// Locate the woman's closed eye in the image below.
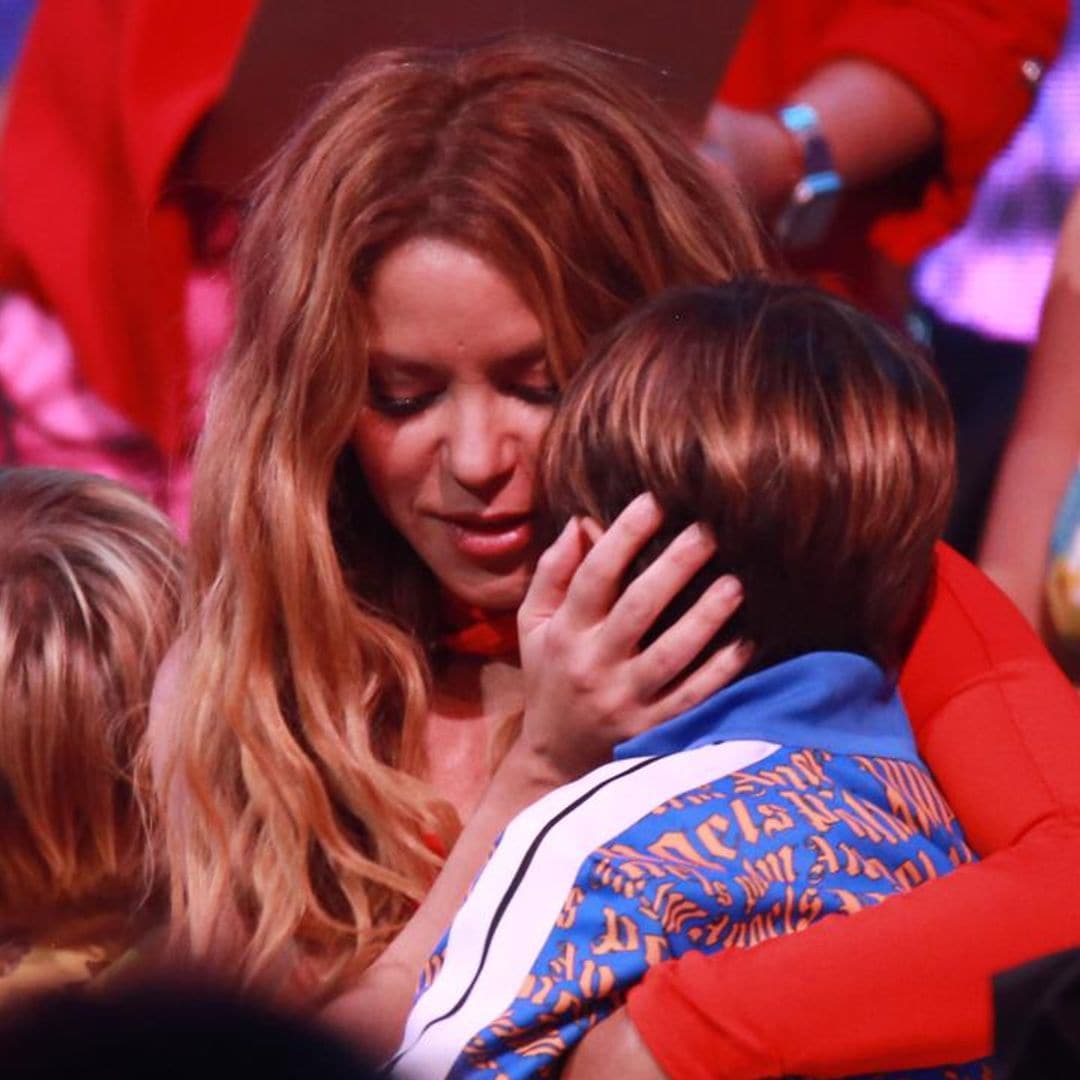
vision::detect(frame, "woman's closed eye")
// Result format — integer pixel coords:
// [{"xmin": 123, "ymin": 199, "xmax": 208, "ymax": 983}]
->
[
  {"xmin": 364, "ymin": 346, "xmax": 558, "ymax": 417},
  {"xmin": 367, "ymin": 385, "xmax": 442, "ymax": 417},
  {"xmin": 369, "ymin": 382, "xmax": 557, "ymax": 416},
  {"xmin": 507, "ymin": 381, "xmax": 560, "ymax": 406},
  {"xmin": 366, "ymin": 362, "xmax": 445, "ymax": 416},
  {"xmin": 500, "ymin": 352, "xmax": 560, "ymax": 406}
]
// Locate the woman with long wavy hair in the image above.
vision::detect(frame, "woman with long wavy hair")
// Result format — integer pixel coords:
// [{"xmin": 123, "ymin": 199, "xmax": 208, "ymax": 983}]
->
[
  {"xmin": 155, "ymin": 35, "xmax": 763, "ymax": 998},
  {"xmin": 153, "ymin": 34, "xmax": 1080, "ymax": 1076}
]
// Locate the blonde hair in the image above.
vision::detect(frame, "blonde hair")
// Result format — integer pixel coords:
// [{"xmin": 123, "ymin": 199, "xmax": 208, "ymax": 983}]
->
[
  {"xmin": 0, "ymin": 468, "xmax": 181, "ymax": 928},
  {"xmin": 166, "ymin": 34, "xmax": 767, "ymax": 995},
  {"xmin": 543, "ymin": 281, "xmax": 956, "ymax": 672}
]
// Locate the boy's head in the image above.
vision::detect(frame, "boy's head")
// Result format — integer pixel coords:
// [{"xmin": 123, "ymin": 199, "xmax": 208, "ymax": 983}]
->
[
  {"xmin": 0, "ymin": 469, "xmax": 182, "ymax": 922},
  {"xmin": 542, "ymin": 280, "xmax": 955, "ymax": 673}
]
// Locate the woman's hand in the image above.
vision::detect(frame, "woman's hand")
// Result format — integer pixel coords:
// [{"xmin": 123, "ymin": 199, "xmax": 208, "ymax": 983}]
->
[
  {"xmin": 325, "ymin": 497, "xmax": 747, "ymax": 1056},
  {"xmin": 517, "ymin": 493, "xmax": 750, "ymax": 783}
]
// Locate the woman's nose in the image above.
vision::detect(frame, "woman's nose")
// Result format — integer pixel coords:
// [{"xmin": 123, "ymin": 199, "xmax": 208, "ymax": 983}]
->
[{"xmin": 443, "ymin": 399, "xmax": 517, "ymax": 493}]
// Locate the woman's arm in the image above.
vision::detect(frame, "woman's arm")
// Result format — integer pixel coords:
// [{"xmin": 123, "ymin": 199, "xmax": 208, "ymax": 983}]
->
[
  {"xmin": 321, "ymin": 737, "xmax": 570, "ymax": 1059},
  {"xmin": 572, "ymin": 545, "xmax": 1080, "ymax": 1077}
]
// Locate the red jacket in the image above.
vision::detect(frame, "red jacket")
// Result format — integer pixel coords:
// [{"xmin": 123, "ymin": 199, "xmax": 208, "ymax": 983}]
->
[{"xmin": 629, "ymin": 544, "xmax": 1080, "ymax": 1076}]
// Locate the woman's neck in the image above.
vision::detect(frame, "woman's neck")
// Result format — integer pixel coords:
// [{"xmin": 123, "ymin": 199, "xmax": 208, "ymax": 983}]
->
[{"xmin": 425, "ymin": 655, "xmax": 524, "ymax": 821}]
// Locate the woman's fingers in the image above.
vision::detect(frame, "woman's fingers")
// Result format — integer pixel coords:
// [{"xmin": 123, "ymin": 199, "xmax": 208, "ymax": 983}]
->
[
  {"xmin": 578, "ymin": 517, "xmax": 604, "ymax": 545},
  {"xmin": 601, "ymin": 523, "xmax": 719, "ymax": 656},
  {"xmin": 562, "ymin": 494, "xmax": 664, "ymax": 624},
  {"xmin": 631, "ymin": 573, "xmax": 745, "ymax": 699},
  {"xmin": 648, "ymin": 636, "xmax": 754, "ymax": 727},
  {"xmin": 517, "ymin": 518, "xmax": 589, "ymax": 638}
]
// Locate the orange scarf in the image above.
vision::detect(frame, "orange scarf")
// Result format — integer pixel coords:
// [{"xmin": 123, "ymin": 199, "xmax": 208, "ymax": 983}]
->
[{"xmin": 437, "ymin": 593, "xmax": 520, "ymax": 659}]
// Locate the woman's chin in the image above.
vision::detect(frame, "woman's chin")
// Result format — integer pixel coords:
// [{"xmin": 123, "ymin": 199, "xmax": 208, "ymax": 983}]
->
[{"xmin": 442, "ymin": 569, "xmax": 531, "ymax": 613}]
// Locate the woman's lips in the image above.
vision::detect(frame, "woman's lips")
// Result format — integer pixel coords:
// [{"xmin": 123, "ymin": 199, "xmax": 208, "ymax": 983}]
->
[{"xmin": 438, "ymin": 514, "xmax": 535, "ymax": 560}]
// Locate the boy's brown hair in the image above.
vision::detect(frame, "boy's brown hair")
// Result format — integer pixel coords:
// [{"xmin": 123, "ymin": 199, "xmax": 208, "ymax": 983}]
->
[{"xmin": 542, "ymin": 280, "xmax": 956, "ymax": 672}]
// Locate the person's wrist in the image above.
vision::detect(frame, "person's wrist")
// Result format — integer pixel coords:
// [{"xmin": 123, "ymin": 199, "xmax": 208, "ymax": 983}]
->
[
  {"xmin": 771, "ymin": 102, "xmax": 844, "ymax": 250},
  {"xmin": 501, "ymin": 733, "xmax": 577, "ymax": 794},
  {"xmin": 699, "ymin": 103, "xmax": 803, "ymax": 218},
  {"xmin": 756, "ymin": 110, "xmax": 805, "ymax": 213}
]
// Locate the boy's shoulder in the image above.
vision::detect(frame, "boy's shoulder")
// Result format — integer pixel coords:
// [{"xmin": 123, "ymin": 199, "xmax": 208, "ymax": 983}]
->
[
  {"xmin": 392, "ymin": 739, "xmax": 780, "ymax": 1076},
  {"xmin": 571, "ymin": 741, "xmax": 970, "ymax": 932}
]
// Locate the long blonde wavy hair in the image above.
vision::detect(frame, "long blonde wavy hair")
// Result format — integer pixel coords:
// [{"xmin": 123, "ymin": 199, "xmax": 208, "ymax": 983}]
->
[
  {"xmin": 163, "ymin": 34, "xmax": 767, "ymax": 996},
  {"xmin": 0, "ymin": 468, "xmax": 181, "ymax": 932}
]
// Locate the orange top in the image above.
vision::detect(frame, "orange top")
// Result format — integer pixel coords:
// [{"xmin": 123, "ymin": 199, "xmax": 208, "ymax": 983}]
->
[{"xmin": 438, "ymin": 593, "xmax": 521, "ymax": 660}]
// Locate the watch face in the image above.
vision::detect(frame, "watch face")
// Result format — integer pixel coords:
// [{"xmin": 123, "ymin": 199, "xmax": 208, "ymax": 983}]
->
[
  {"xmin": 778, "ymin": 103, "xmax": 819, "ymax": 134},
  {"xmin": 777, "ymin": 173, "xmax": 842, "ymax": 250}
]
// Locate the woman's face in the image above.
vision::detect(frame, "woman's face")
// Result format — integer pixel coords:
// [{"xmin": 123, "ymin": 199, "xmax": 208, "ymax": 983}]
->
[{"xmin": 354, "ymin": 237, "xmax": 556, "ymax": 611}]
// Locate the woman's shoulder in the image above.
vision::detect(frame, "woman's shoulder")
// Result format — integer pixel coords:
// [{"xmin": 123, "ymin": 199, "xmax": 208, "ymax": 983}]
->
[{"xmin": 147, "ymin": 634, "xmax": 194, "ymax": 787}]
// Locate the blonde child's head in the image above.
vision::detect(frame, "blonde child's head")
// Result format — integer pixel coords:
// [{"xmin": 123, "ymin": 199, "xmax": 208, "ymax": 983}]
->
[{"xmin": 0, "ymin": 469, "xmax": 182, "ymax": 926}]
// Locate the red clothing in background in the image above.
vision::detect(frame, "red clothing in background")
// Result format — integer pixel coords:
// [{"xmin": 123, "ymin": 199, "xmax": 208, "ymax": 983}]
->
[
  {"xmin": 720, "ymin": 0, "xmax": 1067, "ymax": 304},
  {"xmin": 0, "ymin": 0, "xmax": 256, "ymax": 458},
  {"xmin": 2, "ymin": 0, "xmax": 1063, "ymax": 459}
]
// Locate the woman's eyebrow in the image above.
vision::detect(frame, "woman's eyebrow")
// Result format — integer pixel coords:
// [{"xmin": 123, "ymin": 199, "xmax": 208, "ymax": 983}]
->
[
  {"xmin": 368, "ymin": 343, "xmax": 548, "ymax": 374},
  {"xmin": 491, "ymin": 343, "xmax": 548, "ymax": 374},
  {"xmin": 366, "ymin": 351, "xmax": 441, "ymax": 377}
]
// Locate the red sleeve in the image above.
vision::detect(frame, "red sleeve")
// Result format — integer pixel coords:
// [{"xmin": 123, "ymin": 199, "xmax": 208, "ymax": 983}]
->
[
  {"xmin": 0, "ymin": 0, "xmax": 256, "ymax": 457},
  {"xmin": 627, "ymin": 544, "xmax": 1080, "ymax": 1078},
  {"xmin": 720, "ymin": 0, "xmax": 1067, "ymax": 266},
  {"xmin": 816, "ymin": 0, "xmax": 1066, "ymax": 185},
  {"xmin": 817, "ymin": 0, "xmax": 1068, "ymax": 263}
]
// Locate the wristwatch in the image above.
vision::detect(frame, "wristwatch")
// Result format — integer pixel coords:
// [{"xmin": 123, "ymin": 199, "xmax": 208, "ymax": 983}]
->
[{"xmin": 773, "ymin": 103, "xmax": 842, "ymax": 251}]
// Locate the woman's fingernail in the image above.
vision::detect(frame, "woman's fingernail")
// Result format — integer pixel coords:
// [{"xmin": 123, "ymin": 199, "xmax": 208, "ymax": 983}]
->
[
  {"xmin": 561, "ymin": 517, "xmax": 582, "ymax": 542},
  {"xmin": 631, "ymin": 492, "xmax": 660, "ymax": 519},
  {"xmin": 679, "ymin": 522, "xmax": 715, "ymax": 549},
  {"xmin": 713, "ymin": 575, "xmax": 742, "ymax": 602},
  {"xmin": 579, "ymin": 517, "xmax": 604, "ymax": 544},
  {"xmin": 694, "ymin": 523, "xmax": 717, "ymax": 546}
]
